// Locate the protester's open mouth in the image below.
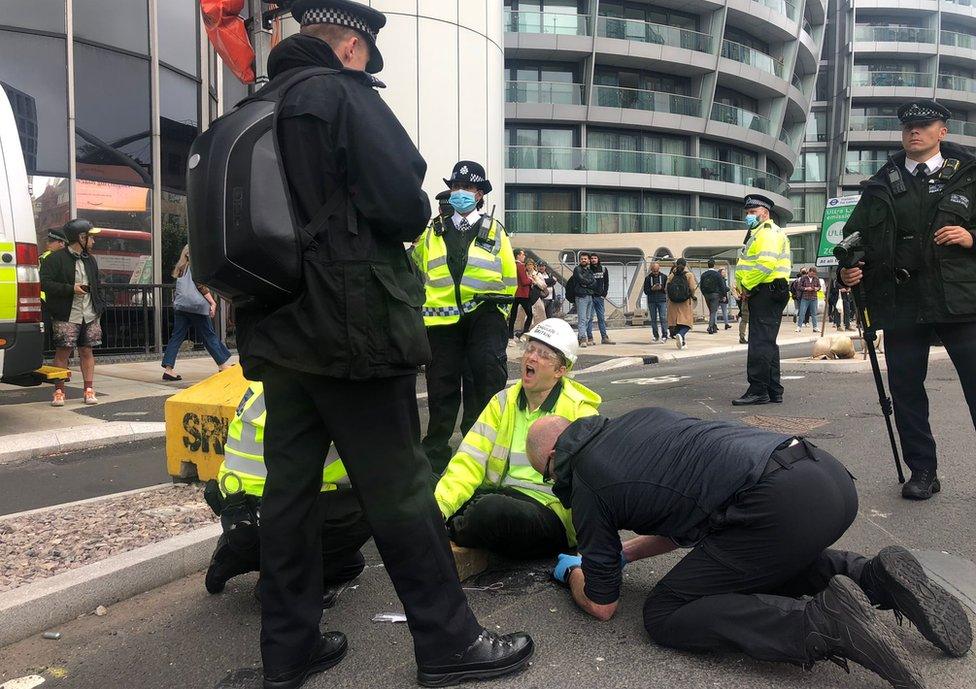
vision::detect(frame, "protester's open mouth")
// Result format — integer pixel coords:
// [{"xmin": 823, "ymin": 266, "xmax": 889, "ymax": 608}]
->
[{"xmin": 523, "ymin": 363, "xmax": 536, "ymax": 381}]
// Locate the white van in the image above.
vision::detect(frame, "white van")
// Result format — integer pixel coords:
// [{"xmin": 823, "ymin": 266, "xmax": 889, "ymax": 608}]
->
[{"xmin": 0, "ymin": 86, "xmax": 45, "ymax": 386}]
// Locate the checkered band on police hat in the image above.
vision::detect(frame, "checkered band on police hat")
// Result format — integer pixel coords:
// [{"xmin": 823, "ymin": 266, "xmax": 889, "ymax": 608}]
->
[
  {"xmin": 301, "ymin": 7, "xmax": 378, "ymax": 40},
  {"xmin": 897, "ymin": 100, "xmax": 951, "ymax": 123}
]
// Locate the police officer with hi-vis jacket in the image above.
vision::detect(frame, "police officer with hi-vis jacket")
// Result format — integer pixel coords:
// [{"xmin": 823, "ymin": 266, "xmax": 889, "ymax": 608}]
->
[
  {"xmin": 732, "ymin": 194, "xmax": 792, "ymax": 406},
  {"xmin": 840, "ymin": 99, "xmax": 976, "ymax": 501},
  {"xmin": 413, "ymin": 161, "xmax": 518, "ymax": 474},
  {"xmin": 203, "ymin": 382, "xmax": 370, "ymax": 607}
]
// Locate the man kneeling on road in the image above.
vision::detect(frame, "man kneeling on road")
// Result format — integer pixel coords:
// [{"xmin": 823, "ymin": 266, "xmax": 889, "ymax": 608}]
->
[
  {"xmin": 204, "ymin": 381, "xmax": 370, "ymax": 608},
  {"xmin": 435, "ymin": 319, "xmax": 600, "ymax": 558},
  {"xmin": 527, "ymin": 409, "xmax": 971, "ymax": 689}
]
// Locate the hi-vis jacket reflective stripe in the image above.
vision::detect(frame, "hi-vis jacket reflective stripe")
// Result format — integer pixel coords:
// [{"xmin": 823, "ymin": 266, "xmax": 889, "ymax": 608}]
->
[
  {"xmin": 411, "ymin": 216, "xmax": 518, "ymax": 326},
  {"xmin": 218, "ymin": 381, "xmax": 349, "ymax": 498},
  {"xmin": 735, "ymin": 219, "xmax": 792, "ymax": 292},
  {"xmin": 434, "ymin": 377, "xmax": 601, "ymax": 546},
  {"xmin": 39, "ymin": 250, "xmax": 51, "ymax": 302}
]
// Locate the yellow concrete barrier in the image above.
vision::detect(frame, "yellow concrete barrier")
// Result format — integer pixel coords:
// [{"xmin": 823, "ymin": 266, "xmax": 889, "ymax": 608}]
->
[{"xmin": 165, "ymin": 366, "xmax": 249, "ymax": 481}]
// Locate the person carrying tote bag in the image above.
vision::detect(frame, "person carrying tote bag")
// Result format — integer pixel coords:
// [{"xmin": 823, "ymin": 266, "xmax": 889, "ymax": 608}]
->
[{"xmin": 161, "ymin": 245, "xmax": 232, "ymax": 381}]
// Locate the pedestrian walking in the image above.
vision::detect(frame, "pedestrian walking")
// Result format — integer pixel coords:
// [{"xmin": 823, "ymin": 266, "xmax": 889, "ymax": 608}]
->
[
  {"xmin": 161, "ymin": 245, "xmax": 232, "ymax": 381},
  {"xmin": 718, "ymin": 267, "xmax": 732, "ymax": 329},
  {"xmin": 508, "ymin": 249, "xmax": 534, "ymax": 339},
  {"xmin": 229, "ymin": 5, "xmax": 532, "ymax": 686},
  {"xmin": 841, "ymin": 98, "xmax": 976, "ymax": 500},
  {"xmin": 39, "ymin": 219, "xmax": 104, "ymax": 406},
  {"xmin": 586, "ymin": 254, "xmax": 614, "ymax": 345},
  {"xmin": 527, "ymin": 260, "xmax": 549, "ymax": 328},
  {"xmin": 699, "ymin": 258, "xmax": 723, "ymax": 334},
  {"xmin": 666, "ymin": 258, "xmax": 696, "ymax": 349},
  {"xmin": 642, "ymin": 261, "xmax": 668, "ymax": 343},
  {"xmin": 572, "ymin": 253, "xmax": 597, "ymax": 347},
  {"xmin": 732, "ymin": 194, "xmax": 792, "ymax": 406},
  {"xmin": 795, "ymin": 267, "xmax": 820, "ymax": 332}
]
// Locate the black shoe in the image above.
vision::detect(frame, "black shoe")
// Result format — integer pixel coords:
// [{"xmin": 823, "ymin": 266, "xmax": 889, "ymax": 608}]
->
[
  {"xmin": 769, "ymin": 395, "xmax": 783, "ymax": 403},
  {"xmin": 868, "ymin": 546, "xmax": 972, "ymax": 657},
  {"xmin": 804, "ymin": 576, "xmax": 926, "ymax": 689},
  {"xmin": 724, "ymin": 324, "xmax": 732, "ymax": 330},
  {"xmin": 739, "ymin": 337, "xmax": 748, "ymax": 344},
  {"xmin": 732, "ymin": 393, "xmax": 770, "ymax": 406},
  {"xmin": 902, "ymin": 470, "xmax": 941, "ymax": 500},
  {"xmin": 263, "ymin": 633, "xmax": 348, "ymax": 689},
  {"xmin": 417, "ymin": 629, "xmax": 534, "ymax": 687}
]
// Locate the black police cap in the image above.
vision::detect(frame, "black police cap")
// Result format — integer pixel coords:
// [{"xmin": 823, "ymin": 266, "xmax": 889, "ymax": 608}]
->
[
  {"xmin": 897, "ymin": 100, "xmax": 951, "ymax": 125},
  {"xmin": 435, "ymin": 190, "xmax": 451, "ymax": 202},
  {"xmin": 743, "ymin": 194, "xmax": 774, "ymax": 211},
  {"xmin": 46, "ymin": 228, "xmax": 68, "ymax": 243},
  {"xmin": 290, "ymin": 0, "xmax": 386, "ymax": 74},
  {"xmin": 443, "ymin": 160, "xmax": 492, "ymax": 194}
]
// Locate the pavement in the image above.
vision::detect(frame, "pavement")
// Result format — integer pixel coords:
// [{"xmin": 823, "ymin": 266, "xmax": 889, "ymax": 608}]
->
[{"xmin": 1, "ymin": 340, "xmax": 974, "ymax": 689}]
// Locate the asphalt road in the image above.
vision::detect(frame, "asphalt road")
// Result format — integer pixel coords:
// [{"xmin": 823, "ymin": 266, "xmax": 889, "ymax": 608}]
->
[{"xmin": 2, "ymin": 344, "xmax": 975, "ymax": 689}]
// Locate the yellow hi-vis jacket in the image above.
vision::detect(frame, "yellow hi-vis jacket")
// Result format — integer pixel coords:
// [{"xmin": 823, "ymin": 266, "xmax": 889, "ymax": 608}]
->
[
  {"xmin": 735, "ymin": 219, "xmax": 792, "ymax": 292},
  {"xmin": 411, "ymin": 214, "xmax": 518, "ymax": 327},
  {"xmin": 434, "ymin": 377, "xmax": 601, "ymax": 546},
  {"xmin": 218, "ymin": 382, "xmax": 349, "ymax": 498}
]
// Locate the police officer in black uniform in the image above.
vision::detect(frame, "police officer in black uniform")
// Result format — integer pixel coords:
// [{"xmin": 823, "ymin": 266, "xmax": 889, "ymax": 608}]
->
[
  {"xmin": 841, "ymin": 100, "xmax": 976, "ymax": 501},
  {"xmin": 232, "ymin": 3, "xmax": 532, "ymax": 687}
]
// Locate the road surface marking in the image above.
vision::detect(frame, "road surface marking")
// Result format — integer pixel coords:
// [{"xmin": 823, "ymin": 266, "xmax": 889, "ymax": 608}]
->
[
  {"xmin": 611, "ymin": 375, "xmax": 690, "ymax": 385},
  {"xmin": 1, "ymin": 676, "xmax": 45, "ymax": 689}
]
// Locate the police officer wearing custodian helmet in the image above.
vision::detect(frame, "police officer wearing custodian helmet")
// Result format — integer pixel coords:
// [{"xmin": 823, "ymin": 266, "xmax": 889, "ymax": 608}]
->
[{"xmin": 841, "ymin": 100, "xmax": 976, "ymax": 501}]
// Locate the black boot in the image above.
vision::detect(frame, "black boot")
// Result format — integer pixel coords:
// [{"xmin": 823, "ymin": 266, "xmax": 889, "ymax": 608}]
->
[
  {"xmin": 732, "ymin": 393, "xmax": 770, "ymax": 406},
  {"xmin": 417, "ymin": 629, "xmax": 534, "ymax": 687},
  {"xmin": 263, "ymin": 633, "xmax": 348, "ymax": 689},
  {"xmin": 862, "ymin": 546, "xmax": 972, "ymax": 657},
  {"xmin": 803, "ymin": 576, "xmax": 926, "ymax": 689},
  {"xmin": 901, "ymin": 469, "xmax": 941, "ymax": 500}
]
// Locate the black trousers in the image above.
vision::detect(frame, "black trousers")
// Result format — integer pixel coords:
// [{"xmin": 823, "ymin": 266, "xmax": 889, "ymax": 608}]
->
[
  {"xmin": 447, "ymin": 488, "xmax": 568, "ymax": 559},
  {"xmin": 507, "ymin": 297, "xmax": 534, "ymax": 337},
  {"xmin": 209, "ymin": 489, "xmax": 371, "ymax": 587},
  {"xmin": 260, "ymin": 368, "xmax": 481, "ymax": 675},
  {"xmin": 424, "ymin": 305, "xmax": 508, "ymax": 474},
  {"xmin": 884, "ymin": 321, "xmax": 976, "ymax": 474},
  {"xmin": 745, "ymin": 280, "xmax": 789, "ymax": 398},
  {"xmin": 643, "ymin": 442, "xmax": 870, "ymax": 664}
]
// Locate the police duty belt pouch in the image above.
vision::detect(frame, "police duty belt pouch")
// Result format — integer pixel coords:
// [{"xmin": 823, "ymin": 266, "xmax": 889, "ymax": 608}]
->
[{"xmin": 186, "ymin": 67, "xmax": 342, "ymax": 303}]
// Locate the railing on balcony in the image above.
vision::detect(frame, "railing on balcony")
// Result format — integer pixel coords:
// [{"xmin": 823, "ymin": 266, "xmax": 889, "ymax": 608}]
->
[
  {"xmin": 960, "ymin": 121, "xmax": 976, "ymax": 137},
  {"xmin": 504, "ymin": 210, "xmax": 735, "ymax": 234},
  {"xmin": 721, "ymin": 39, "xmax": 785, "ymax": 78},
  {"xmin": 506, "ymin": 80, "xmax": 585, "ymax": 105},
  {"xmin": 853, "ymin": 25, "xmax": 937, "ymax": 43},
  {"xmin": 504, "ymin": 10, "xmax": 590, "ymax": 35},
  {"xmin": 779, "ymin": 127, "xmax": 795, "ymax": 146},
  {"xmin": 940, "ymin": 29, "xmax": 976, "ymax": 48},
  {"xmin": 791, "ymin": 73, "xmax": 804, "ymax": 90},
  {"xmin": 848, "ymin": 115, "xmax": 902, "ymax": 131},
  {"xmin": 591, "ymin": 85, "xmax": 702, "ymax": 115},
  {"xmin": 505, "ymin": 145, "xmax": 789, "ymax": 194},
  {"xmin": 752, "ymin": 0, "xmax": 799, "ymax": 21},
  {"xmin": 943, "ymin": 0, "xmax": 975, "ymax": 8},
  {"xmin": 844, "ymin": 159, "xmax": 888, "ymax": 176},
  {"xmin": 596, "ymin": 16, "xmax": 712, "ymax": 52},
  {"xmin": 851, "ymin": 71, "xmax": 934, "ymax": 87},
  {"xmin": 710, "ymin": 102, "xmax": 772, "ymax": 135},
  {"xmin": 938, "ymin": 73, "xmax": 976, "ymax": 91}
]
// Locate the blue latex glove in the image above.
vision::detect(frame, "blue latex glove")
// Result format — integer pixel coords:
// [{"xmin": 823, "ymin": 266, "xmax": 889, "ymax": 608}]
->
[
  {"xmin": 553, "ymin": 553, "xmax": 583, "ymax": 584},
  {"xmin": 620, "ymin": 552, "xmax": 629, "ymax": 569}
]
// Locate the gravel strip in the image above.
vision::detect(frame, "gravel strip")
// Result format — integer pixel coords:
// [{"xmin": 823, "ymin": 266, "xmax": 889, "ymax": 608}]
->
[{"xmin": 0, "ymin": 484, "xmax": 216, "ymax": 593}]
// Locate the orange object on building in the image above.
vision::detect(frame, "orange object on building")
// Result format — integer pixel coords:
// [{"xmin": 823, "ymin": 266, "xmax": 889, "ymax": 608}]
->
[{"xmin": 200, "ymin": 0, "xmax": 255, "ymax": 84}]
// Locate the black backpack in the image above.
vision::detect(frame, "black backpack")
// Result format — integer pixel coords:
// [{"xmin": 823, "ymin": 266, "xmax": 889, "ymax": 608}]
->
[
  {"xmin": 667, "ymin": 272, "xmax": 692, "ymax": 303},
  {"xmin": 565, "ymin": 274, "xmax": 577, "ymax": 304},
  {"xmin": 699, "ymin": 269, "xmax": 720, "ymax": 295},
  {"xmin": 186, "ymin": 67, "xmax": 341, "ymax": 304}
]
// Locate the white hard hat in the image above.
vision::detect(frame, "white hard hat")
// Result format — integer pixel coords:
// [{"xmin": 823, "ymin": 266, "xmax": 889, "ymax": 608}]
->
[{"xmin": 525, "ymin": 318, "xmax": 578, "ymax": 368}]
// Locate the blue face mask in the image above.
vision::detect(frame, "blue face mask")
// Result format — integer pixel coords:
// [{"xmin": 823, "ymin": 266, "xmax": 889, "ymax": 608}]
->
[
  {"xmin": 450, "ymin": 190, "xmax": 477, "ymax": 214},
  {"xmin": 744, "ymin": 213, "xmax": 760, "ymax": 229}
]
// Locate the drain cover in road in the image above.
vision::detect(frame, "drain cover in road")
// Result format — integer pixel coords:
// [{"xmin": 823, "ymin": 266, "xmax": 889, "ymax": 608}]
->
[{"xmin": 742, "ymin": 415, "xmax": 829, "ymax": 435}]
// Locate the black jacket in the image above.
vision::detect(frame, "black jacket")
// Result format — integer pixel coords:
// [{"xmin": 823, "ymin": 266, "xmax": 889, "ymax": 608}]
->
[
  {"xmin": 844, "ymin": 142, "xmax": 976, "ymax": 326},
  {"xmin": 552, "ymin": 409, "xmax": 790, "ymax": 603},
  {"xmin": 39, "ymin": 247, "xmax": 105, "ymax": 323},
  {"xmin": 589, "ymin": 263, "xmax": 610, "ymax": 298},
  {"xmin": 235, "ymin": 35, "xmax": 432, "ymax": 380},
  {"xmin": 572, "ymin": 264, "xmax": 596, "ymax": 297},
  {"xmin": 642, "ymin": 272, "xmax": 667, "ymax": 303}
]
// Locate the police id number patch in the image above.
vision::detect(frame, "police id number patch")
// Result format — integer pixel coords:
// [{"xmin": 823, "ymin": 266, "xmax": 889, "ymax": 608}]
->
[{"xmin": 949, "ymin": 193, "xmax": 971, "ymax": 209}]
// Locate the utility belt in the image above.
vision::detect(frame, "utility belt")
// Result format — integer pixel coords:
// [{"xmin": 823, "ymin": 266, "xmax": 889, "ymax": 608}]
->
[
  {"xmin": 761, "ymin": 438, "xmax": 818, "ymax": 477},
  {"xmin": 750, "ymin": 278, "xmax": 789, "ymax": 294}
]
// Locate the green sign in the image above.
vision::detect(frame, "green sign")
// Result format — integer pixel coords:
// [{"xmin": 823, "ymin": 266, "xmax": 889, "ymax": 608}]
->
[{"xmin": 816, "ymin": 195, "xmax": 861, "ymax": 267}]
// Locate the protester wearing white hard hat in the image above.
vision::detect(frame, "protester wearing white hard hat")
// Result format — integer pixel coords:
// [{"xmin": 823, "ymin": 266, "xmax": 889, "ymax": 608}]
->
[{"xmin": 434, "ymin": 319, "xmax": 600, "ymax": 559}]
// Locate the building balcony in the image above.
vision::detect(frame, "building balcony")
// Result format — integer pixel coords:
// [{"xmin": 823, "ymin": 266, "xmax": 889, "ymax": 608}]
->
[
  {"xmin": 592, "ymin": 85, "xmax": 702, "ymax": 116},
  {"xmin": 506, "ymin": 80, "xmax": 585, "ymax": 105},
  {"xmin": 710, "ymin": 102, "xmax": 771, "ymax": 135},
  {"xmin": 938, "ymin": 73, "xmax": 976, "ymax": 91},
  {"xmin": 752, "ymin": 0, "xmax": 799, "ymax": 22},
  {"xmin": 854, "ymin": 26, "xmax": 937, "ymax": 43},
  {"xmin": 504, "ymin": 10, "xmax": 590, "ymax": 36},
  {"xmin": 849, "ymin": 115, "xmax": 902, "ymax": 131},
  {"xmin": 940, "ymin": 29, "xmax": 976, "ymax": 49},
  {"xmin": 852, "ymin": 71, "xmax": 933, "ymax": 87},
  {"xmin": 504, "ymin": 209, "xmax": 735, "ymax": 234},
  {"xmin": 505, "ymin": 145, "xmax": 789, "ymax": 195},
  {"xmin": 595, "ymin": 16, "xmax": 712, "ymax": 52},
  {"xmin": 720, "ymin": 39, "xmax": 785, "ymax": 79}
]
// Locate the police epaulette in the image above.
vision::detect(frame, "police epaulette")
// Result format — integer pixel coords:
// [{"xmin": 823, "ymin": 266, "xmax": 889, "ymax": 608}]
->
[
  {"xmin": 938, "ymin": 159, "xmax": 961, "ymax": 181},
  {"xmin": 887, "ymin": 165, "xmax": 907, "ymax": 196}
]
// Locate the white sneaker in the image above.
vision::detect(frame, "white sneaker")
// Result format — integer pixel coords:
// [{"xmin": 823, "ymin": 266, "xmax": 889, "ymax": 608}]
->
[
  {"xmin": 674, "ymin": 335, "xmax": 681, "ymax": 350},
  {"xmin": 84, "ymin": 388, "xmax": 98, "ymax": 405},
  {"xmin": 652, "ymin": 337, "xmax": 660, "ymax": 343},
  {"xmin": 795, "ymin": 326, "xmax": 801, "ymax": 333}
]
